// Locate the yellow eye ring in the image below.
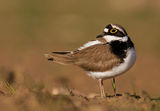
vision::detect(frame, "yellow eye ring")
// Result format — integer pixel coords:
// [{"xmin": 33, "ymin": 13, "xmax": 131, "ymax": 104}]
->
[{"xmin": 110, "ymin": 28, "xmax": 118, "ymax": 34}]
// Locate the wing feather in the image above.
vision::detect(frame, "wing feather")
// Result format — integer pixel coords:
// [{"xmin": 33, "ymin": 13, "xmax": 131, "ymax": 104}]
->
[{"xmin": 72, "ymin": 44, "xmax": 122, "ymax": 72}]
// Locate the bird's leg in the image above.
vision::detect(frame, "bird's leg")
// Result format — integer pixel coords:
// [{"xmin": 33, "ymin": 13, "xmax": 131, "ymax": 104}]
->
[
  {"xmin": 112, "ymin": 77, "xmax": 116, "ymax": 96},
  {"xmin": 98, "ymin": 79, "xmax": 106, "ymax": 98}
]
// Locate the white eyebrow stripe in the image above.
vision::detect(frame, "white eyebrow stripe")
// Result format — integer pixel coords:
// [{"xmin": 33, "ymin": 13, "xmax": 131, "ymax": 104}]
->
[
  {"xmin": 111, "ymin": 24, "xmax": 125, "ymax": 34},
  {"xmin": 104, "ymin": 28, "xmax": 109, "ymax": 33}
]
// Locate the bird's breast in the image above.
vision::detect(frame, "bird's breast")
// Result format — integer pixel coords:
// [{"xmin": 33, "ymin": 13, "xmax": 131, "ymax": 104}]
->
[{"xmin": 87, "ymin": 48, "xmax": 136, "ymax": 79}]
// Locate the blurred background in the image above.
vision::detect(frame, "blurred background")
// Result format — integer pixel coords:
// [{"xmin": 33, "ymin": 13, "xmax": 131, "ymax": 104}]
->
[{"xmin": 0, "ymin": 0, "xmax": 160, "ymax": 110}]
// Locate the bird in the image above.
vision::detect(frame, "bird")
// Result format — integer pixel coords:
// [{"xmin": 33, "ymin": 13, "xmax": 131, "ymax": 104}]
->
[{"xmin": 45, "ymin": 24, "xmax": 136, "ymax": 98}]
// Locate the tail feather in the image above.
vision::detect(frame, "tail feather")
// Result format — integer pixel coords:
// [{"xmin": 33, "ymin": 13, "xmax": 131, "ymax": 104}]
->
[
  {"xmin": 44, "ymin": 51, "xmax": 73, "ymax": 65},
  {"xmin": 52, "ymin": 51, "xmax": 71, "ymax": 54}
]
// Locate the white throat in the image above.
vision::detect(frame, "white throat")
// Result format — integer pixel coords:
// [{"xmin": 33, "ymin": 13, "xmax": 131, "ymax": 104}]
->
[{"xmin": 104, "ymin": 35, "xmax": 128, "ymax": 42}]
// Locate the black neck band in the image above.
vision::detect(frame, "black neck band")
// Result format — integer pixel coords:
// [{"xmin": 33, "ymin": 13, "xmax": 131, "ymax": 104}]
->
[{"xmin": 109, "ymin": 38, "xmax": 134, "ymax": 61}]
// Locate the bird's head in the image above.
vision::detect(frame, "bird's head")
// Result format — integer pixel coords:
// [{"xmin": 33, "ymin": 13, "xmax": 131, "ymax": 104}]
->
[{"xmin": 96, "ymin": 24, "xmax": 129, "ymax": 43}]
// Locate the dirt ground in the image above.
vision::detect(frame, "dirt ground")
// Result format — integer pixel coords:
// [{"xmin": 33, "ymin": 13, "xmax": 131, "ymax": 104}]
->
[{"xmin": 0, "ymin": 80, "xmax": 160, "ymax": 111}]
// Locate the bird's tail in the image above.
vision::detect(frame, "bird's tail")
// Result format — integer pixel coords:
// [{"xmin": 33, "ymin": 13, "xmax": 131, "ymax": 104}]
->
[{"xmin": 44, "ymin": 51, "xmax": 74, "ymax": 65}]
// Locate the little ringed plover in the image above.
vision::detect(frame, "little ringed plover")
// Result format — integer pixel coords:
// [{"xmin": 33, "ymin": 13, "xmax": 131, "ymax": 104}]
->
[{"xmin": 45, "ymin": 24, "xmax": 136, "ymax": 98}]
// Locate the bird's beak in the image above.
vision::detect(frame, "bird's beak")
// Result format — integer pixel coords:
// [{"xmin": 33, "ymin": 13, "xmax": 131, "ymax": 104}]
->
[{"xmin": 96, "ymin": 32, "xmax": 105, "ymax": 38}]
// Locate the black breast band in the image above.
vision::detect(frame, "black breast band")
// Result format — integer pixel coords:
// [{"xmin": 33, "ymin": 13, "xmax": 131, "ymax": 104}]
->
[{"xmin": 109, "ymin": 38, "xmax": 134, "ymax": 61}]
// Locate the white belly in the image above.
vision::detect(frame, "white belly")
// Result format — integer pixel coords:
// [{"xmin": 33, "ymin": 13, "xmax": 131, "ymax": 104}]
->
[{"xmin": 87, "ymin": 48, "xmax": 136, "ymax": 79}]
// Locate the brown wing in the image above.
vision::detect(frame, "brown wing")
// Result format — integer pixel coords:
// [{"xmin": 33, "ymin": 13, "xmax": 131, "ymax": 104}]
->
[{"xmin": 71, "ymin": 44, "xmax": 122, "ymax": 72}]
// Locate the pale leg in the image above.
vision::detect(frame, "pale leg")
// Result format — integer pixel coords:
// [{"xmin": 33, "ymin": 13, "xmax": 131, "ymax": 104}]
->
[{"xmin": 98, "ymin": 79, "xmax": 106, "ymax": 98}]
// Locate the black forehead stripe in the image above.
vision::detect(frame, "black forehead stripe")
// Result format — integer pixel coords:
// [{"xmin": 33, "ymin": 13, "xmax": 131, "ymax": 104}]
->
[
  {"xmin": 104, "ymin": 24, "xmax": 128, "ymax": 36},
  {"xmin": 105, "ymin": 24, "xmax": 112, "ymax": 29}
]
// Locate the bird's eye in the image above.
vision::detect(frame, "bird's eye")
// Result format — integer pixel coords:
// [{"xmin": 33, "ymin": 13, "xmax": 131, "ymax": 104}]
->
[{"xmin": 110, "ymin": 28, "xmax": 118, "ymax": 34}]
